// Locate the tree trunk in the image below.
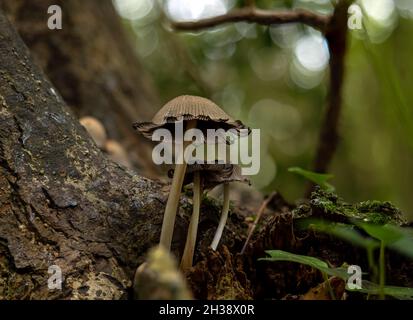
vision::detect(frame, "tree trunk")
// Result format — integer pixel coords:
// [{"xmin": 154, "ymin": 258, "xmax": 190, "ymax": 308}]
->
[{"xmin": 2, "ymin": 0, "xmax": 160, "ymax": 177}]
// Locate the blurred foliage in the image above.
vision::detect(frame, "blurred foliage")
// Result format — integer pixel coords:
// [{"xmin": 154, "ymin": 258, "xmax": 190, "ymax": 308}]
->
[
  {"xmin": 113, "ymin": 0, "xmax": 413, "ymax": 220},
  {"xmin": 288, "ymin": 166, "xmax": 335, "ymax": 191}
]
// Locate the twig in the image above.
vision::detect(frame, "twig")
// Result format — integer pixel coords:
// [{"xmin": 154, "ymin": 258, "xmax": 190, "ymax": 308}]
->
[
  {"xmin": 172, "ymin": 7, "xmax": 331, "ymax": 33},
  {"xmin": 241, "ymin": 192, "xmax": 278, "ymax": 254}
]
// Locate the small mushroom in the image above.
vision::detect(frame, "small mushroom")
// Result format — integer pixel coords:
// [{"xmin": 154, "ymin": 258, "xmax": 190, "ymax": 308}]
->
[
  {"xmin": 133, "ymin": 246, "xmax": 193, "ymax": 299},
  {"xmin": 168, "ymin": 163, "xmax": 249, "ymax": 270},
  {"xmin": 105, "ymin": 139, "xmax": 132, "ymax": 169},
  {"xmin": 79, "ymin": 116, "xmax": 107, "ymax": 149},
  {"xmin": 133, "ymin": 95, "xmax": 248, "ymax": 251},
  {"xmin": 180, "ymin": 169, "xmax": 202, "ymax": 271},
  {"xmin": 208, "ymin": 165, "xmax": 250, "ymax": 251}
]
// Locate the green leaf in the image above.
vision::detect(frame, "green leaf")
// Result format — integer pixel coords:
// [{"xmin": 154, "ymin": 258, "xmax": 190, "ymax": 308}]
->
[
  {"xmin": 301, "ymin": 219, "xmax": 413, "ymax": 260},
  {"xmin": 352, "ymin": 281, "xmax": 413, "ymax": 300},
  {"xmin": 357, "ymin": 222, "xmax": 404, "ymax": 245},
  {"xmin": 386, "ymin": 227, "xmax": 413, "ymax": 259},
  {"xmin": 299, "ymin": 219, "xmax": 379, "ymax": 250},
  {"xmin": 258, "ymin": 250, "xmax": 413, "ymax": 300},
  {"xmin": 288, "ymin": 167, "xmax": 335, "ymax": 192},
  {"xmin": 260, "ymin": 250, "xmax": 413, "ymax": 300},
  {"xmin": 259, "ymin": 250, "xmax": 349, "ymax": 280}
]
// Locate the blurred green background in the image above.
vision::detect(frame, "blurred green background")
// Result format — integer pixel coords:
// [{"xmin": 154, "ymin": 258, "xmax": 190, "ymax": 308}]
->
[{"xmin": 112, "ymin": 0, "xmax": 413, "ymax": 220}]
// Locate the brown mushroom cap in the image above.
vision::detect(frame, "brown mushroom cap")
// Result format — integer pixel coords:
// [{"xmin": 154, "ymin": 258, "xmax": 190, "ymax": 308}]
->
[
  {"xmin": 105, "ymin": 139, "xmax": 132, "ymax": 169},
  {"xmin": 80, "ymin": 116, "xmax": 107, "ymax": 149},
  {"xmin": 133, "ymin": 95, "xmax": 249, "ymax": 140},
  {"xmin": 168, "ymin": 163, "xmax": 250, "ymax": 190}
]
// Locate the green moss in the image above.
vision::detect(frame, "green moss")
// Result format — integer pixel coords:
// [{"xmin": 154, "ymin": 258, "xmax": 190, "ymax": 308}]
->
[
  {"xmin": 356, "ymin": 200, "xmax": 404, "ymax": 225},
  {"xmin": 183, "ymin": 185, "xmax": 193, "ymax": 197},
  {"xmin": 309, "ymin": 188, "xmax": 357, "ymax": 217},
  {"xmin": 295, "ymin": 187, "xmax": 406, "ymax": 225},
  {"xmin": 200, "ymin": 195, "xmax": 221, "ymax": 211}
]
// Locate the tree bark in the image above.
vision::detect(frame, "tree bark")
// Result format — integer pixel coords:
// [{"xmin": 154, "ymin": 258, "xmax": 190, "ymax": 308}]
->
[
  {"xmin": 0, "ymin": 8, "xmax": 246, "ymax": 299},
  {"xmin": 1, "ymin": 0, "xmax": 160, "ymax": 177}
]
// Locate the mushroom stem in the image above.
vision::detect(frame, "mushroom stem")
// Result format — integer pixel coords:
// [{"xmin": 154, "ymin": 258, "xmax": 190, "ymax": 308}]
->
[
  {"xmin": 159, "ymin": 120, "xmax": 197, "ymax": 250},
  {"xmin": 180, "ymin": 171, "xmax": 202, "ymax": 270},
  {"xmin": 211, "ymin": 183, "xmax": 230, "ymax": 250}
]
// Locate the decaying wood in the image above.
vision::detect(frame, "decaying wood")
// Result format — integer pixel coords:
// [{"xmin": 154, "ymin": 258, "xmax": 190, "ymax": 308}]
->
[{"xmin": 186, "ymin": 189, "xmax": 413, "ymax": 300}]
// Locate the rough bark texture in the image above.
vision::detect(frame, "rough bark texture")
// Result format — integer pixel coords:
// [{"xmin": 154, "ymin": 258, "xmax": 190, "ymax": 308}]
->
[
  {"xmin": 2, "ymin": 0, "xmax": 160, "ymax": 177},
  {"xmin": 0, "ymin": 9, "xmax": 247, "ymax": 299}
]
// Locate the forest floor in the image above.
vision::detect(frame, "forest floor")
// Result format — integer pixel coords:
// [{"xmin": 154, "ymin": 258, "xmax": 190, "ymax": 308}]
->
[{"xmin": 177, "ymin": 188, "xmax": 413, "ymax": 300}]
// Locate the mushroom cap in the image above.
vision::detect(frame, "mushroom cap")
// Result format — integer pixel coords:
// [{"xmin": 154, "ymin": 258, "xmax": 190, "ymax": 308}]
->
[
  {"xmin": 80, "ymin": 116, "xmax": 107, "ymax": 149},
  {"xmin": 133, "ymin": 95, "xmax": 249, "ymax": 140},
  {"xmin": 105, "ymin": 139, "xmax": 132, "ymax": 169},
  {"xmin": 168, "ymin": 163, "xmax": 250, "ymax": 190}
]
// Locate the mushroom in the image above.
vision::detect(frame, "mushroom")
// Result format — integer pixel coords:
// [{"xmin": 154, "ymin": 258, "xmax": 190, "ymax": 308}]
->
[
  {"xmin": 79, "ymin": 116, "xmax": 107, "ymax": 149},
  {"xmin": 208, "ymin": 165, "xmax": 250, "ymax": 251},
  {"xmin": 168, "ymin": 163, "xmax": 249, "ymax": 270},
  {"xmin": 133, "ymin": 246, "xmax": 193, "ymax": 300},
  {"xmin": 133, "ymin": 95, "xmax": 248, "ymax": 251},
  {"xmin": 105, "ymin": 139, "xmax": 132, "ymax": 169}
]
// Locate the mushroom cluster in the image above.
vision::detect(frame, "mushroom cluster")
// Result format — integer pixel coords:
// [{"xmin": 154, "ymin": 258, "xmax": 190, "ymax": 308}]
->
[
  {"xmin": 80, "ymin": 116, "xmax": 132, "ymax": 168},
  {"xmin": 169, "ymin": 163, "xmax": 249, "ymax": 269},
  {"xmin": 133, "ymin": 95, "xmax": 250, "ymax": 270}
]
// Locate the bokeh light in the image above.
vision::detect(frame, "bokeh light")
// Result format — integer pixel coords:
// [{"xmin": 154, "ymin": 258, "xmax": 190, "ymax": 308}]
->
[
  {"xmin": 361, "ymin": 0, "xmax": 396, "ymax": 24},
  {"xmin": 204, "ymin": 43, "xmax": 236, "ymax": 60},
  {"xmin": 395, "ymin": 0, "xmax": 413, "ymax": 18},
  {"xmin": 165, "ymin": 0, "xmax": 230, "ymax": 21},
  {"xmin": 248, "ymin": 99, "xmax": 302, "ymax": 141},
  {"xmin": 289, "ymin": 31, "xmax": 329, "ymax": 89},
  {"xmin": 234, "ymin": 22, "xmax": 257, "ymax": 39},
  {"xmin": 270, "ymin": 23, "xmax": 301, "ymax": 49},
  {"xmin": 111, "ymin": 0, "xmax": 413, "ymax": 218},
  {"xmin": 250, "ymin": 152, "xmax": 277, "ymax": 190},
  {"xmin": 358, "ymin": 0, "xmax": 398, "ymax": 43},
  {"xmin": 294, "ymin": 33, "xmax": 329, "ymax": 73},
  {"xmin": 132, "ymin": 26, "xmax": 159, "ymax": 57},
  {"xmin": 293, "ymin": 0, "xmax": 335, "ymax": 15},
  {"xmin": 113, "ymin": 0, "xmax": 153, "ymax": 21},
  {"xmin": 213, "ymin": 84, "xmax": 245, "ymax": 119},
  {"xmin": 249, "ymin": 48, "xmax": 288, "ymax": 82}
]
